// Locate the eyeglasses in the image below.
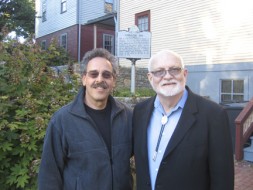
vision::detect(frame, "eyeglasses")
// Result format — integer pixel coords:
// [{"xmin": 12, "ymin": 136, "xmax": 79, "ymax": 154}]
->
[
  {"xmin": 151, "ymin": 67, "xmax": 183, "ymax": 78},
  {"xmin": 86, "ymin": 70, "xmax": 114, "ymax": 79}
]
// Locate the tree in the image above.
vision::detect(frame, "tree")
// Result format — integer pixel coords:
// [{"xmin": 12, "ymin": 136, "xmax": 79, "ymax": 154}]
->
[{"xmin": 0, "ymin": 0, "xmax": 35, "ymax": 40}]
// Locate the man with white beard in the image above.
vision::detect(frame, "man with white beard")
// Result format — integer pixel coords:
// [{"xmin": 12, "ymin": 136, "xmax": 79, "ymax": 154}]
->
[{"xmin": 133, "ymin": 50, "xmax": 234, "ymax": 190}]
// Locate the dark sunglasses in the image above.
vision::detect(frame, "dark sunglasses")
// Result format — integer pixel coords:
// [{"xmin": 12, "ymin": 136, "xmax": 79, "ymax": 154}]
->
[{"xmin": 86, "ymin": 70, "xmax": 114, "ymax": 79}]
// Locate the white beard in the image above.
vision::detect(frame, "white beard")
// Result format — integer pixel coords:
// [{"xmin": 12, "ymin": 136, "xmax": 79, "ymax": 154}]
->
[
  {"xmin": 160, "ymin": 84, "xmax": 183, "ymax": 97},
  {"xmin": 151, "ymin": 79, "xmax": 185, "ymax": 97}
]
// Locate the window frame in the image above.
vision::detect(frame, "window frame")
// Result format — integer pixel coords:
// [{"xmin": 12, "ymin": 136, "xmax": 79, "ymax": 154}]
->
[
  {"xmin": 104, "ymin": 0, "xmax": 113, "ymax": 13},
  {"xmin": 61, "ymin": 0, "xmax": 67, "ymax": 13},
  {"xmin": 135, "ymin": 10, "xmax": 150, "ymax": 32},
  {"xmin": 60, "ymin": 33, "xmax": 67, "ymax": 50},
  {"xmin": 42, "ymin": 0, "xmax": 47, "ymax": 22},
  {"xmin": 41, "ymin": 40, "xmax": 46, "ymax": 50},
  {"xmin": 220, "ymin": 79, "xmax": 244, "ymax": 103},
  {"xmin": 103, "ymin": 34, "xmax": 114, "ymax": 54}
]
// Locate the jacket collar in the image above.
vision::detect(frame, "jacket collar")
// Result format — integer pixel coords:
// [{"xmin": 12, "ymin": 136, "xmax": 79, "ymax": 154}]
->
[
  {"xmin": 162, "ymin": 86, "xmax": 198, "ymax": 158},
  {"xmin": 138, "ymin": 86, "xmax": 199, "ymax": 160},
  {"xmin": 68, "ymin": 87, "xmax": 124, "ymax": 119}
]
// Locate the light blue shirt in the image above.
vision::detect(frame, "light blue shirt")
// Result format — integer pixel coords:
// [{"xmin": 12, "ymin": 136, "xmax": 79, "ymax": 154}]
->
[{"xmin": 147, "ymin": 89, "xmax": 188, "ymax": 190}]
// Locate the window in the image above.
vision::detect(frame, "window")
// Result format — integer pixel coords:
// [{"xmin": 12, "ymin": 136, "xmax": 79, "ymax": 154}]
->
[
  {"xmin": 42, "ymin": 0, "xmax": 47, "ymax": 22},
  {"xmin": 135, "ymin": 10, "xmax": 150, "ymax": 31},
  {"xmin": 61, "ymin": 0, "xmax": 67, "ymax": 13},
  {"xmin": 60, "ymin": 34, "xmax": 67, "ymax": 50},
  {"xmin": 103, "ymin": 34, "xmax": 114, "ymax": 54},
  {"xmin": 104, "ymin": 0, "xmax": 113, "ymax": 13},
  {"xmin": 220, "ymin": 79, "xmax": 244, "ymax": 103},
  {"xmin": 41, "ymin": 40, "xmax": 46, "ymax": 50}
]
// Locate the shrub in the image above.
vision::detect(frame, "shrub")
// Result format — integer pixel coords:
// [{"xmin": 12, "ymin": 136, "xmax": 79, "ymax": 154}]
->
[
  {"xmin": 113, "ymin": 87, "xmax": 155, "ymax": 97},
  {"xmin": 0, "ymin": 39, "xmax": 80, "ymax": 189},
  {"xmin": 43, "ymin": 38, "xmax": 73, "ymax": 66}
]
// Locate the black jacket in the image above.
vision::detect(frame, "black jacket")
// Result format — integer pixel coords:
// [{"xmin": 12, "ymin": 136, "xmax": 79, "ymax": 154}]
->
[
  {"xmin": 39, "ymin": 87, "xmax": 133, "ymax": 190},
  {"xmin": 133, "ymin": 86, "xmax": 234, "ymax": 190}
]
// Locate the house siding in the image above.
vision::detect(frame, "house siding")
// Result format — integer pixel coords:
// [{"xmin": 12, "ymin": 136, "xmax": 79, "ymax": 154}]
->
[
  {"xmin": 35, "ymin": 0, "xmax": 116, "ymax": 38},
  {"xmin": 36, "ymin": 25, "xmax": 79, "ymax": 60},
  {"xmin": 80, "ymin": 24, "xmax": 115, "ymax": 59},
  {"xmin": 36, "ymin": 23, "xmax": 115, "ymax": 61},
  {"xmin": 118, "ymin": 0, "xmax": 253, "ymax": 104},
  {"xmin": 119, "ymin": 0, "xmax": 253, "ymax": 68},
  {"xmin": 186, "ymin": 62, "xmax": 253, "ymax": 103},
  {"xmin": 35, "ymin": 0, "xmax": 117, "ymax": 61},
  {"xmin": 81, "ymin": 25, "xmax": 94, "ymax": 56},
  {"xmin": 80, "ymin": 0, "xmax": 109, "ymax": 24},
  {"xmin": 96, "ymin": 24, "xmax": 115, "ymax": 49},
  {"xmin": 35, "ymin": 0, "xmax": 78, "ymax": 38}
]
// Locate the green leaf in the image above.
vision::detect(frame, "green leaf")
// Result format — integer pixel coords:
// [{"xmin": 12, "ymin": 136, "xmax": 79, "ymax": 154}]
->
[
  {"xmin": 6, "ymin": 164, "xmax": 29, "ymax": 188},
  {"xmin": 16, "ymin": 109, "xmax": 29, "ymax": 117},
  {"xmin": 0, "ymin": 142, "xmax": 13, "ymax": 151},
  {"xmin": 0, "ymin": 38, "xmax": 79, "ymax": 189},
  {"xmin": 16, "ymin": 174, "xmax": 29, "ymax": 188},
  {"xmin": 7, "ymin": 123, "xmax": 19, "ymax": 131}
]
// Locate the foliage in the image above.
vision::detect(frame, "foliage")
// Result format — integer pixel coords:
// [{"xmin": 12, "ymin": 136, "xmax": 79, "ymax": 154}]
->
[
  {"xmin": 0, "ymin": 0, "xmax": 35, "ymax": 40},
  {"xmin": 0, "ymin": 39, "xmax": 80, "ymax": 189},
  {"xmin": 113, "ymin": 87, "xmax": 155, "ymax": 97},
  {"xmin": 43, "ymin": 38, "xmax": 74, "ymax": 66}
]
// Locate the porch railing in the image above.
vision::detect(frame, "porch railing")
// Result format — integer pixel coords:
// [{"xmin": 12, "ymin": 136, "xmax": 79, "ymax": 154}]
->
[{"xmin": 235, "ymin": 97, "xmax": 253, "ymax": 160}]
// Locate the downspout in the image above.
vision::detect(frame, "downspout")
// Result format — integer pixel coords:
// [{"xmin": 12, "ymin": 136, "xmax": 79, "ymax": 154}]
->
[
  {"xmin": 115, "ymin": 0, "xmax": 120, "ymax": 56},
  {"xmin": 77, "ymin": 0, "xmax": 81, "ymax": 64},
  {"xmin": 93, "ymin": 24, "xmax": 97, "ymax": 49}
]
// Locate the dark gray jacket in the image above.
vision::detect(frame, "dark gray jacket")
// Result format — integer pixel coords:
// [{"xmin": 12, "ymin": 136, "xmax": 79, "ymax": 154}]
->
[{"xmin": 38, "ymin": 87, "xmax": 133, "ymax": 190}]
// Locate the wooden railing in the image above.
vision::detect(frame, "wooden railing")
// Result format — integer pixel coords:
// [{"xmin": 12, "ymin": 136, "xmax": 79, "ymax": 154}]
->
[{"xmin": 235, "ymin": 97, "xmax": 253, "ymax": 160}]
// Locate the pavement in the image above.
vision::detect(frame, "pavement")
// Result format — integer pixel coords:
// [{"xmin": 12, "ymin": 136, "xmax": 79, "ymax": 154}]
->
[{"xmin": 234, "ymin": 159, "xmax": 253, "ymax": 190}]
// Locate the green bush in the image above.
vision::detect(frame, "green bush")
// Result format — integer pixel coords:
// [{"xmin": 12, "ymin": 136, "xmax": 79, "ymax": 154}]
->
[
  {"xmin": 113, "ymin": 87, "xmax": 155, "ymax": 97},
  {"xmin": 0, "ymin": 38, "xmax": 152, "ymax": 189},
  {"xmin": 0, "ymin": 39, "xmax": 80, "ymax": 189},
  {"xmin": 43, "ymin": 38, "xmax": 74, "ymax": 66}
]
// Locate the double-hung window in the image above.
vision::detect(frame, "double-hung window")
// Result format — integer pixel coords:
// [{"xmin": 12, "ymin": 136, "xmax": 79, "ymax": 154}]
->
[
  {"xmin": 42, "ymin": 0, "xmax": 47, "ymax": 22},
  {"xmin": 60, "ymin": 34, "xmax": 67, "ymax": 50},
  {"xmin": 105, "ymin": 0, "xmax": 113, "ymax": 13},
  {"xmin": 220, "ymin": 79, "xmax": 244, "ymax": 103},
  {"xmin": 41, "ymin": 40, "xmax": 46, "ymax": 50},
  {"xmin": 135, "ymin": 10, "xmax": 150, "ymax": 31},
  {"xmin": 61, "ymin": 0, "xmax": 67, "ymax": 13},
  {"xmin": 103, "ymin": 34, "xmax": 114, "ymax": 54}
]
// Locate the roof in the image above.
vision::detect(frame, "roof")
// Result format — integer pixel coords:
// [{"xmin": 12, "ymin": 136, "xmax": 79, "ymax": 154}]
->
[{"xmin": 86, "ymin": 12, "xmax": 116, "ymax": 26}]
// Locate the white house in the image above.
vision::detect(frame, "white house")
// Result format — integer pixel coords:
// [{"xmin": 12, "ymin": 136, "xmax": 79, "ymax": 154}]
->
[
  {"xmin": 118, "ymin": 0, "xmax": 253, "ymax": 104},
  {"xmin": 35, "ymin": 0, "xmax": 117, "ymax": 62}
]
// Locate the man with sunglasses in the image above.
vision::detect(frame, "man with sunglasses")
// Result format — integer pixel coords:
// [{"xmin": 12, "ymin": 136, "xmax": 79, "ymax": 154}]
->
[
  {"xmin": 133, "ymin": 50, "xmax": 234, "ymax": 190},
  {"xmin": 39, "ymin": 48, "xmax": 133, "ymax": 190}
]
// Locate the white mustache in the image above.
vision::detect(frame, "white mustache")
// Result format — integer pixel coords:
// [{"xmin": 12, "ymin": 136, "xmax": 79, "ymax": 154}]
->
[{"xmin": 160, "ymin": 80, "xmax": 178, "ymax": 86}]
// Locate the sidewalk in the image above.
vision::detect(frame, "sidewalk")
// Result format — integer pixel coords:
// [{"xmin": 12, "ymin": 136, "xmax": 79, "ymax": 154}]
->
[{"xmin": 234, "ymin": 160, "xmax": 253, "ymax": 190}]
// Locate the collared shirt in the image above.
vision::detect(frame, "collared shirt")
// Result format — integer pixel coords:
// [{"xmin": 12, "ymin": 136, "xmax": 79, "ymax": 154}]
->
[{"xmin": 147, "ymin": 89, "xmax": 188, "ymax": 190}]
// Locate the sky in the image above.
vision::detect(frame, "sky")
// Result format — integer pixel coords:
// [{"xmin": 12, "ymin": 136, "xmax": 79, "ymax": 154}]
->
[{"xmin": 7, "ymin": 31, "xmax": 25, "ymax": 43}]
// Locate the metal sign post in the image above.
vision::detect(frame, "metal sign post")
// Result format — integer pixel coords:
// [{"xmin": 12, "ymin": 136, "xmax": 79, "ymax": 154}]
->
[{"xmin": 127, "ymin": 58, "xmax": 140, "ymax": 95}]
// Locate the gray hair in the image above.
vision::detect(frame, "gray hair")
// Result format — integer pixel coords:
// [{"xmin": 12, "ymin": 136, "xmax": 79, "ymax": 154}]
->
[
  {"xmin": 148, "ymin": 49, "xmax": 184, "ymax": 72},
  {"xmin": 81, "ymin": 48, "xmax": 119, "ymax": 77}
]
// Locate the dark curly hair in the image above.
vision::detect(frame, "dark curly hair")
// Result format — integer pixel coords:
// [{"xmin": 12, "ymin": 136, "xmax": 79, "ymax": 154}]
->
[{"xmin": 81, "ymin": 48, "xmax": 119, "ymax": 77}]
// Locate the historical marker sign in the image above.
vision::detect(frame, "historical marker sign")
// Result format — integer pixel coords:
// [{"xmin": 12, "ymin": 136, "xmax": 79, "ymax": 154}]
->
[{"xmin": 117, "ymin": 31, "xmax": 151, "ymax": 59}]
